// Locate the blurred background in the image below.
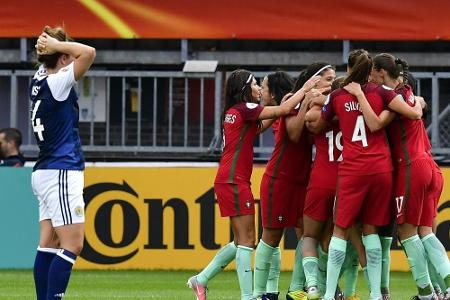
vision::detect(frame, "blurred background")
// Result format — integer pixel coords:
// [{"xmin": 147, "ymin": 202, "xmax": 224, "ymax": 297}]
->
[
  {"xmin": 0, "ymin": 0, "xmax": 449, "ymax": 272},
  {"xmin": 1, "ymin": 0, "xmax": 450, "ymax": 163}
]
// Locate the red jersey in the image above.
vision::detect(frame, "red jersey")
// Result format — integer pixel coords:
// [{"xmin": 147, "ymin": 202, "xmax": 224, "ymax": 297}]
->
[
  {"xmin": 322, "ymin": 83, "xmax": 397, "ymax": 176},
  {"xmin": 271, "ymin": 118, "xmax": 281, "ymax": 135},
  {"xmin": 215, "ymin": 102, "xmax": 264, "ymax": 184},
  {"xmin": 418, "ymin": 102, "xmax": 443, "ymax": 175},
  {"xmin": 264, "ymin": 108, "xmax": 312, "ymax": 184},
  {"xmin": 308, "ymin": 122, "xmax": 341, "ymax": 189},
  {"xmin": 420, "ymin": 116, "xmax": 435, "ymax": 159},
  {"xmin": 386, "ymin": 85, "xmax": 428, "ymax": 165}
]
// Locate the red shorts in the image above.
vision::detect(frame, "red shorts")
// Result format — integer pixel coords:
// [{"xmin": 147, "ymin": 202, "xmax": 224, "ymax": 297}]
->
[
  {"xmin": 259, "ymin": 174, "xmax": 306, "ymax": 228},
  {"xmin": 214, "ymin": 183, "xmax": 255, "ymax": 217},
  {"xmin": 427, "ymin": 160, "xmax": 444, "ymax": 218},
  {"xmin": 334, "ymin": 172, "xmax": 392, "ymax": 229},
  {"xmin": 304, "ymin": 187, "xmax": 336, "ymax": 222},
  {"xmin": 395, "ymin": 159, "xmax": 433, "ymax": 227}
]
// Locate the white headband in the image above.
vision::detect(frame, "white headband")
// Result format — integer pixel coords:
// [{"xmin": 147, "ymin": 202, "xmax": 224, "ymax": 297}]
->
[
  {"xmin": 311, "ymin": 65, "xmax": 332, "ymax": 79},
  {"xmin": 241, "ymin": 74, "xmax": 254, "ymax": 91}
]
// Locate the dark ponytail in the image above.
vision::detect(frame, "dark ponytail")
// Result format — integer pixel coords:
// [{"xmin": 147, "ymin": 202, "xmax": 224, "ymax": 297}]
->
[{"xmin": 342, "ymin": 53, "xmax": 372, "ymax": 87}]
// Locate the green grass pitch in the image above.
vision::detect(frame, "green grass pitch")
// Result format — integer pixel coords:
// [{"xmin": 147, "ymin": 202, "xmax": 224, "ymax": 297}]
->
[{"xmin": 0, "ymin": 269, "xmax": 420, "ymax": 299}]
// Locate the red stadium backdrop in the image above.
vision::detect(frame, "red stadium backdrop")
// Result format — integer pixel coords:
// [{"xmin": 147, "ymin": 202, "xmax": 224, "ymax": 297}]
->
[{"xmin": 3, "ymin": 0, "xmax": 450, "ymax": 40}]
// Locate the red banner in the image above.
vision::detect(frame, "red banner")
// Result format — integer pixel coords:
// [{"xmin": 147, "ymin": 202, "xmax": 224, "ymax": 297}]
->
[{"xmin": 3, "ymin": 0, "xmax": 450, "ymax": 40}]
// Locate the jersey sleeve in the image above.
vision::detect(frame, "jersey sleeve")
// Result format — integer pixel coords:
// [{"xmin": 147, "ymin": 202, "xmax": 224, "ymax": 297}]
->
[
  {"xmin": 379, "ymin": 85, "xmax": 399, "ymax": 106},
  {"xmin": 47, "ymin": 62, "xmax": 76, "ymax": 101},
  {"xmin": 237, "ymin": 103, "xmax": 264, "ymax": 121},
  {"xmin": 321, "ymin": 94, "xmax": 335, "ymax": 121}
]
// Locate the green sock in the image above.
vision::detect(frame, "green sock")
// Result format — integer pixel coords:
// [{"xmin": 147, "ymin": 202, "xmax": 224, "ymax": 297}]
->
[
  {"xmin": 317, "ymin": 244, "xmax": 328, "ymax": 295},
  {"xmin": 362, "ymin": 234, "xmax": 382, "ymax": 299},
  {"xmin": 266, "ymin": 247, "xmax": 281, "ymax": 294},
  {"xmin": 197, "ymin": 241, "xmax": 237, "ymax": 285},
  {"xmin": 303, "ymin": 256, "xmax": 319, "ymax": 288},
  {"xmin": 236, "ymin": 245, "xmax": 254, "ymax": 300},
  {"xmin": 289, "ymin": 239, "xmax": 306, "ymax": 292},
  {"xmin": 428, "ymin": 258, "xmax": 446, "ymax": 292},
  {"xmin": 422, "ymin": 233, "xmax": 450, "ymax": 290},
  {"xmin": 323, "ymin": 236, "xmax": 347, "ymax": 300},
  {"xmin": 380, "ymin": 236, "xmax": 393, "ymax": 294},
  {"xmin": 253, "ymin": 240, "xmax": 276, "ymax": 297},
  {"xmin": 401, "ymin": 235, "xmax": 433, "ymax": 296},
  {"xmin": 362, "ymin": 267, "xmax": 370, "ymax": 293},
  {"xmin": 343, "ymin": 243, "xmax": 359, "ymax": 297}
]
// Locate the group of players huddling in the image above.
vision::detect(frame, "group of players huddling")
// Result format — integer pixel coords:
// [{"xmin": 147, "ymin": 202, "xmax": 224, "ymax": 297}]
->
[{"xmin": 188, "ymin": 50, "xmax": 450, "ymax": 300}]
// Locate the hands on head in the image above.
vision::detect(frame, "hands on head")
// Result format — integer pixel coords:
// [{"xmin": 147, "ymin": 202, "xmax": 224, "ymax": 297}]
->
[
  {"xmin": 303, "ymin": 75, "xmax": 321, "ymax": 93},
  {"xmin": 35, "ymin": 29, "xmax": 58, "ymax": 55}
]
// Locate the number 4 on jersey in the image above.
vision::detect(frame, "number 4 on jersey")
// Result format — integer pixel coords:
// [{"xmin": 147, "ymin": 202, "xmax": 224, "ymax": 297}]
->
[
  {"xmin": 352, "ymin": 115, "xmax": 368, "ymax": 147},
  {"xmin": 31, "ymin": 100, "xmax": 45, "ymax": 141}
]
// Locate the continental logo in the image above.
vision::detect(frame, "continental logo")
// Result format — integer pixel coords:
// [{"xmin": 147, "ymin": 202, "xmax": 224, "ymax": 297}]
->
[
  {"xmin": 80, "ymin": 180, "xmax": 450, "ymax": 265},
  {"xmin": 80, "ymin": 180, "xmax": 307, "ymax": 265}
]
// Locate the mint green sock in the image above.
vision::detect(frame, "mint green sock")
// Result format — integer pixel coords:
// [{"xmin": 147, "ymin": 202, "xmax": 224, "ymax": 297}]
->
[
  {"xmin": 236, "ymin": 245, "xmax": 254, "ymax": 300},
  {"xmin": 323, "ymin": 236, "xmax": 347, "ymax": 300},
  {"xmin": 380, "ymin": 236, "xmax": 393, "ymax": 294},
  {"xmin": 343, "ymin": 243, "xmax": 359, "ymax": 297},
  {"xmin": 253, "ymin": 240, "xmax": 276, "ymax": 297},
  {"xmin": 422, "ymin": 233, "xmax": 450, "ymax": 290},
  {"xmin": 197, "ymin": 241, "xmax": 237, "ymax": 285},
  {"xmin": 317, "ymin": 244, "xmax": 328, "ymax": 295},
  {"xmin": 363, "ymin": 267, "xmax": 370, "ymax": 293},
  {"xmin": 303, "ymin": 256, "xmax": 319, "ymax": 288},
  {"xmin": 428, "ymin": 258, "xmax": 446, "ymax": 292},
  {"xmin": 401, "ymin": 235, "xmax": 433, "ymax": 296},
  {"xmin": 289, "ymin": 239, "xmax": 306, "ymax": 292},
  {"xmin": 362, "ymin": 234, "xmax": 382, "ymax": 299},
  {"xmin": 266, "ymin": 247, "xmax": 281, "ymax": 294}
]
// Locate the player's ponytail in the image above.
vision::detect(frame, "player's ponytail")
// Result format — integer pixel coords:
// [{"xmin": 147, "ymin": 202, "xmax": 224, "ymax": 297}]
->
[{"xmin": 342, "ymin": 53, "xmax": 372, "ymax": 87}]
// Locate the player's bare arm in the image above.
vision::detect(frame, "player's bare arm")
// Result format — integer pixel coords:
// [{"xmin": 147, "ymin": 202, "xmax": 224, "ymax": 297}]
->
[
  {"xmin": 36, "ymin": 27, "xmax": 96, "ymax": 80},
  {"xmin": 285, "ymin": 93, "xmax": 311, "ymax": 142},
  {"xmin": 344, "ymin": 82, "xmax": 394, "ymax": 132},
  {"xmin": 258, "ymin": 76, "xmax": 320, "ymax": 120},
  {"xmin": 305, "ymin": 105, "xmax": 327, "ymax": 134}
]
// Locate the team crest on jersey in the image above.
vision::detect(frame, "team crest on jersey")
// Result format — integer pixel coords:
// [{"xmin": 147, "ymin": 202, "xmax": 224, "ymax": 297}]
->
[
  {"xmin": 75, "ymin": 206, "xmax": 84, "ymax": 217},
  {"xmin": 246, "ymin": 103, "xmax": 258, "ymax": 109},
  {"xmin": 278, "ymin": 215, "xmax": 283, "ymax": 222},
  {"xmin": 408, "ymin": 94, "xmax": 415, "ymax": 104}
]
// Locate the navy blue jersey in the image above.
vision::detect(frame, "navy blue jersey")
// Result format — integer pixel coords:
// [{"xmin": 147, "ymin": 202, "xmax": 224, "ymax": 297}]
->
[{"xmin": 29, "ymin": 63, "xmax": 84, "ymax": 171}]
